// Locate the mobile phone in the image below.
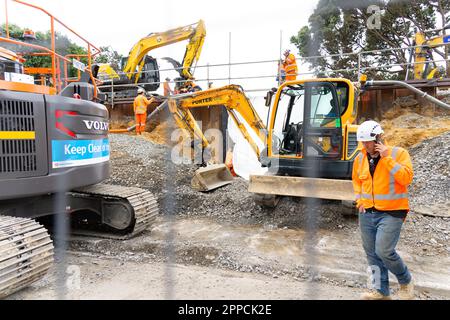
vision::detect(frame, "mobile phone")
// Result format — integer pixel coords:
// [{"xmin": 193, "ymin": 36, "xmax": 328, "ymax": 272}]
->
[{"xmin": 375, "ymin": 136, "xmax": 382, "ymax": 144}]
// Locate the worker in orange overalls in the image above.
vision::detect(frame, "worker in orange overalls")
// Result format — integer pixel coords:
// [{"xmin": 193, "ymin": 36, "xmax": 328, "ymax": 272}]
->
[
  {"xmin": 352, "ymin": 120, "xmax": 414, "ymax": 300},
  {"xmin": 133, "ymin": 88, "xmax": 154, "ymax": 135},
  {"xmin": 282, "ymin": 49, "xmax": 298, "ymax": 81},
  {"xmin": 163, "ymin": 77, "xmax": 173, "ymax": 96}
]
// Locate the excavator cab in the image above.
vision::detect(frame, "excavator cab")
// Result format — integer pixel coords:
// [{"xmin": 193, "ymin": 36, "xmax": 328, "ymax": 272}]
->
[
  {"xmin": 249, "ymin": 78, "xmax": 359, "ymax": 204},
  {"xmin": 137, "ymin": 56, "xmax": 159, "ymax": 92},
  {"xmin": 263, "ymin": 79, "xmax": 356, "ymax": 179}
]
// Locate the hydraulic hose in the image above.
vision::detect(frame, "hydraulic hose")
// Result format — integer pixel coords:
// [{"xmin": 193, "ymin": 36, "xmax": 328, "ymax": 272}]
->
[{"xmin": 366, "ymin": 80, "xmax": 450, "ymax": 110}]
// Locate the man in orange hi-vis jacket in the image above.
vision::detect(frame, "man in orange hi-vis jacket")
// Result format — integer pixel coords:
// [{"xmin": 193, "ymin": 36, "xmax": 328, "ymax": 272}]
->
[
  {"xmin": 133, "ymin": 88, "xmax": 154, "ymax": 135},
  {"xmin": 352, "ymin": 120, "xmax": 415, "ymax": 301},
  {"xmin": 282, "ymin": 49, "xmax": 297, "ymax": 81},
  {"xmin": 163, "ymin": 77, "xmax": 173, "ymax": 96}
]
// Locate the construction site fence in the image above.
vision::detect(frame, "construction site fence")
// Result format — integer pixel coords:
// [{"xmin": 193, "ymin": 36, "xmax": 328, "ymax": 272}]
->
[{"xmin": 88, "ymin": 40, "xmax": 450, "ymax": 100}]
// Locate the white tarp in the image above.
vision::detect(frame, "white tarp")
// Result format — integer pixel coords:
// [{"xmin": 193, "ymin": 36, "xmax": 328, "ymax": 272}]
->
[{"xmin": 227, "ymin": 95, "xmax": 268, "ymax": 180}]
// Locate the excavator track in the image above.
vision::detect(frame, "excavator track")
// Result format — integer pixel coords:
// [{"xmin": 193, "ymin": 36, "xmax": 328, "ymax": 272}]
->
[
  {"xmin": 71, "ymin": 184, "xmax": 159, "ymax": 240},
  {"xmin": 0, "ymin": 216, "xmax": 54, "ymax": 299}
]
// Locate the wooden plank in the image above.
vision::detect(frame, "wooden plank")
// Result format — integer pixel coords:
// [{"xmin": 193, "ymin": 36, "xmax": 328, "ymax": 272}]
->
[{"xmin": 248, "ymin": 175, "xmax": 355, "ymax": 201}]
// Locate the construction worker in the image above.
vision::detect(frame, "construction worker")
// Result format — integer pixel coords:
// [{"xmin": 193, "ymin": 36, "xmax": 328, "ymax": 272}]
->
[
  {"xmin": 352, "ymin": 120, "xmax": 414, "ymax": 300},
  {"xmin": 282, "ymin": 49, "xmax": 298, "ymax": 81},
  {"xmin": 186, "ymin": 77, "xmax": 202, "ymax": 92},
  {"xmin": 163, "ymin": 77, "xmax": 173, "ymax": 96},
  {"xmin": 133, "ymin": 88, "xmax": 154, "ymax": 135},
  {"xmin": 179, "ymin": 78, "xmax": 201, "ymax": 93}
]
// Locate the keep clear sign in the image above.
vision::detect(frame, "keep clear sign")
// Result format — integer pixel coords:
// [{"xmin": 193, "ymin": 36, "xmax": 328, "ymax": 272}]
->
[
  {"xmin": 72, "ymin": 58, "xmax": 86, "ymax": 71},
  {"xmin": 52, "ymin": 139, "xmax": 110, "ymax": 168}
]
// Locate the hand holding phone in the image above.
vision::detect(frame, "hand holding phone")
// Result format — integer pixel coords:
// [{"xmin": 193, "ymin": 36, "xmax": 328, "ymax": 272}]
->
[{"xmin": 374, "ymin": 137, "xmax": 388, "ymax": 157}]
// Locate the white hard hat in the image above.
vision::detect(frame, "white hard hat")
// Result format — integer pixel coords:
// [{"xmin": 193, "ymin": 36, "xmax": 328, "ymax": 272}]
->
[
  {"xmin": 137, "ymin": 88, "xmax": 145, "ymax": 94},
  {"xmin": 357, "ymin": 120, "xmax": 384, "ymax": 142}
]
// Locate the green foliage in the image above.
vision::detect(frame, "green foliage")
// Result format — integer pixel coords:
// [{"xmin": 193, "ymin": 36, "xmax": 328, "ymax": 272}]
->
[
  {"xmin": 1, "ymin": 23, "xmax": 88, "ymax": 78},
  {"xmin": 94, "ymin": 46, "xmax": 123, "ymax": 70},
  {"xmin": 291, "ymin": 0, "xmax": 450, "ymax": 80}
]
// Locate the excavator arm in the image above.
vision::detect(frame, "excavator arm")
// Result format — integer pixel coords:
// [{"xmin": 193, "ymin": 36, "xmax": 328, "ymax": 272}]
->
[
  {"xmin": 123, "ymin": 20, "xmax": 206, "ymax": 83},
  {"xmin": 179, "ymin": 20, "xmax": 205, "ymax": 80},
  {"xmin": 167, "ymin": 85, "xmax": 267, "ymax": 157},
  {"xmin": 413, "ymin": 29, "xmax": 450, "ymax": 79}
]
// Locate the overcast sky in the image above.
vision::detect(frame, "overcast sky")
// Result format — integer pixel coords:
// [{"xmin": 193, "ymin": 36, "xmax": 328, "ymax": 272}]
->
[{"xmin": 2, "ymin": 0, "xmax": 319, "ymax": 93}]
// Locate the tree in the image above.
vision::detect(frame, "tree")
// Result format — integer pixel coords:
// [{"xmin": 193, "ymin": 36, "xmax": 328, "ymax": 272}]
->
[
  {"xmin": 94, "ymin": 46, "xmax": 123, "ymax": 70},
  {"xmin": 1, "ymin": 23, "xmax": 89, "ymax": 78},
  {"xmin": 291, "ymin": 0, "xmax": 450, "ymax": 80}
]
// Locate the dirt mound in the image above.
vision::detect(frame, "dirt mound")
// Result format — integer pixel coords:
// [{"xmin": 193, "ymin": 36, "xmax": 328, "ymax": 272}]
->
[
  {"xmin": 380, "ymin": 101, "xmax": 450, "ymax": 149},
  {"xmin": 141, "ymin": 121, "xmax": 178, "ymax": 145},
  {"xmin": 110, "ymin": 118, "xmax": 134, "ymax": 130}
]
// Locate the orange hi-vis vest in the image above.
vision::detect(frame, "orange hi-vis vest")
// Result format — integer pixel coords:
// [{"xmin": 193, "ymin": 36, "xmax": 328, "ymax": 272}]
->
[
  {"xmin": 163, "ymin": 82, "xmax": 172, "ymax": 96},
  {"xmin": 352, "ymin": 146, "xmax": 413, "ymax": 211},
  {"xmin": 283, "ymin": 53, "xmax": 298, "ymax": 81},
  {"xmin": 133, "ymin": 95, "xmax": 150, "ymax": 114}
]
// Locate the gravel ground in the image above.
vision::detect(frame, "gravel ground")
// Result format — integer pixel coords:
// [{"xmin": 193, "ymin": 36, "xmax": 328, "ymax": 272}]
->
[
  {"xmin": 409, "ymin": 131, "xmax": 450, "ymax": 216},
  {"xmin": 105, "ymin": 133, "xmax": 450, "ymax": 259}
]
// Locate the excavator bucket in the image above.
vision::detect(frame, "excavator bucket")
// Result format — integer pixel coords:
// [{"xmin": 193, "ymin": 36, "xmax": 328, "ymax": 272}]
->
[
  {"xmin": 248, "ymin": 175, "xmax": 355, "ymax": 201},
  {"xmin": 191, "ymin": 164, "xmax": 234, "ymax": 192}
]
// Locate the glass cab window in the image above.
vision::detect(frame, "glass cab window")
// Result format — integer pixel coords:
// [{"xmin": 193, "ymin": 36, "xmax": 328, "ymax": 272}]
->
[
  {"xmin": 271, "ymin": 86, "xmax": 305, "ymax": 156},
  {"xmin": 270, "ymin": 82, "xmax": 348, "ymax": 159}
]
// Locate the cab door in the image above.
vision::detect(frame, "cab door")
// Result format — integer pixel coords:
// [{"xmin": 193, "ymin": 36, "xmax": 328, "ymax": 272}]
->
[{"xmin": 302, "ymin": 82, "xmax": 342, "ymax": 160}]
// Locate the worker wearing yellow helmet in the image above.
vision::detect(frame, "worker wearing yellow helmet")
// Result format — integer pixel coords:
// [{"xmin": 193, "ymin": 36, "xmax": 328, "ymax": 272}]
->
[{"xmin": 352, "ymin": 120, "xmax": 414, "ymax": 300}]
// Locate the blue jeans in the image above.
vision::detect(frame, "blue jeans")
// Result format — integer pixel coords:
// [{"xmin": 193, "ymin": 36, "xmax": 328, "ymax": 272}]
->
[{"xmin": 359, "ymin": 211, "xmax": 412, "ymax": 296}]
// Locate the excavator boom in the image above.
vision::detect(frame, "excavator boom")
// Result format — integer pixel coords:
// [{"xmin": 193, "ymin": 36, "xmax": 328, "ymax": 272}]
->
[
  {"xmin": 123, "ymin": 20, "xmax": 206, "ymax": 83},
  {"xmin": 169, "ymin": 85, "xmax": 267, "ymax": 157},
  {"xmin": 413, "ymin": 28, "xmax": 450, "ymax": 79},
  {"xmin": 164, "ymin": 85, "xmax": 267, "ymax": 191}
]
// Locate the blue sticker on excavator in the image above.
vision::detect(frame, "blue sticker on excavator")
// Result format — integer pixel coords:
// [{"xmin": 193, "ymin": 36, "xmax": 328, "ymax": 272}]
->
[{"xmin": 52, "ymin": 138, "xmax": 110, "ymax": 168}]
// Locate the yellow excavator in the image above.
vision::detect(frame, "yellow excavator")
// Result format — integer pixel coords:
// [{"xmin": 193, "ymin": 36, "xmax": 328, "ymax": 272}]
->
[
  {"xmin": 410, "ymin": 26, "xmax": 450, "ymax": 80},
  {"xmin": 97, "ymin": 20, "xmax": 206, "ymax": 101},
  {"xmin": 164, "ymin": 76, "xmax": 450, "ymax": 205},
  {"xmin": 165, "ymin": 79, "xmax": 359, "ymax": 201}
]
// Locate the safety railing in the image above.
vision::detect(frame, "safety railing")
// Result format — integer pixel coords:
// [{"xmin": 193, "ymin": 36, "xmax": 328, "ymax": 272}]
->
[
  {"xmin": 1, "ymin": 0, "xmax": 102, "ymax": 95},
  {"xmin": 92, "ymin": 38, "xmax": 450, "ymax": 104}
]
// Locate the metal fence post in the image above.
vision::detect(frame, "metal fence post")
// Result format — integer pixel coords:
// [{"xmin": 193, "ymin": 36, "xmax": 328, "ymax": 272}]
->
[
  {"xmin": 111, "ymin": 78, "xmax": 114, "ymax": 109},
  {"xmin": 357, "ymin": 53, "xmax": 361, "ymax": 81},
  {"xmin": 228, "ymin": 32, "xmax": 231, "ymax": 85},
  {"xmin": 207, "ymin": 63, "xmax": 210, "ymax": 88}
]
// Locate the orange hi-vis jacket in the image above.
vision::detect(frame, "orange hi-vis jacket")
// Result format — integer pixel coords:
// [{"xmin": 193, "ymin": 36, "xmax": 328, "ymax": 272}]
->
[
  {"xmin": 283, "ymin": 53, "xmax": 298, "ymax": 81},
  {"xmin": 163, "ymin": 81, "xmax": 173, "ymax": 96},
  {"xmin": 133, "ymin": 95, "xmax": 151, "ymax": 114},
  {"xmin": 352, "ymin": 146, "xmax": 413, "ymax": 211}
]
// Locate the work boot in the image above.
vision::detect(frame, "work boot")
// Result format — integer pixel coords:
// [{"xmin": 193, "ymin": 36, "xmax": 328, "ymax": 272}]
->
[
  {"xmin": 397, "ymin": 280, "xmax": 415, "ymax": 300},
  {"xmin": 360, "ymin": 290, "xmax": 392, "ymax": 300}
]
